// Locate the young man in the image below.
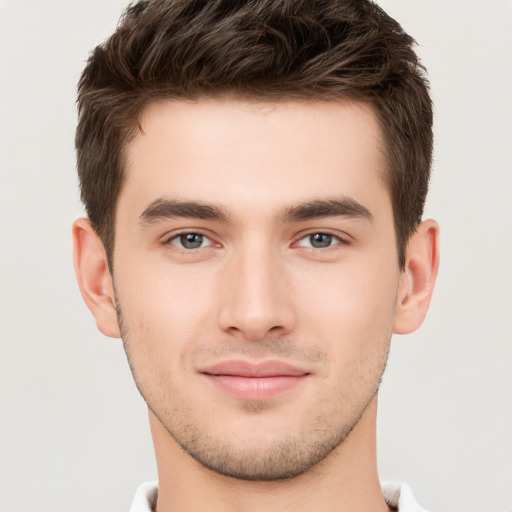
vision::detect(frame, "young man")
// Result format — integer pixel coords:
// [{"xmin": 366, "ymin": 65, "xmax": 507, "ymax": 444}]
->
[{"xmin": 73, "ymin": 1, "xmax": 439, "ymax": 511}]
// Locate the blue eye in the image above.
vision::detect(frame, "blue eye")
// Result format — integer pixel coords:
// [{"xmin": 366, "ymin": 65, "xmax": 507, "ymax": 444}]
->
[
  {"xmin": 298, "ymin": 233, "xmax": 341, "ymax": 249},
  {"xmin": 170, "ymin": 233, "xmax": 212, "ymax": 250}
]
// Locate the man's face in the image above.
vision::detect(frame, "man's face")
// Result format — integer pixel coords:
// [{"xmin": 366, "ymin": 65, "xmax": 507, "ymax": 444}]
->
[{"xmin": 113, "ymin": 98, "xmax": 404, "ymax": 479}]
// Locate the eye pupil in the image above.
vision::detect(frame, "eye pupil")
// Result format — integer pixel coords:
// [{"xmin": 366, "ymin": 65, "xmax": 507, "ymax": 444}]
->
[
  {"xmin": 310, "ymin": 233, "xmax": 332, "ymax": 248},
  {"xmin": 180, "ymin": 233, "xmax": 203, "ymax": 249}
]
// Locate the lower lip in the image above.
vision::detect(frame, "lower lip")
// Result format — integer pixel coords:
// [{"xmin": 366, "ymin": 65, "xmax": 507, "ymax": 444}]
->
[{"xmin": 203, "ymin": 374, "xmax": 308, "ymax": 400}]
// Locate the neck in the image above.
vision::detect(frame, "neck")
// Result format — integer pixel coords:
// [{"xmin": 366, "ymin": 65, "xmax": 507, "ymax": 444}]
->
[{"xmin": 150, "ymin": 396, "xmax": 390, "ymax": 512}]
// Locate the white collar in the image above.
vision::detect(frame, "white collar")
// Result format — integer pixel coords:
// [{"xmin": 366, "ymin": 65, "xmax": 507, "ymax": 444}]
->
[{"xmin": 382, "ymin": 482, "xmax": 428, "ymax": 512}]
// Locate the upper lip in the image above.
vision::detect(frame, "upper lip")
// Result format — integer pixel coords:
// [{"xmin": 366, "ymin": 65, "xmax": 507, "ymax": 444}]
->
[{"xmin": 200, "ymin": 360, "xmax": 310, "ymax": 377}]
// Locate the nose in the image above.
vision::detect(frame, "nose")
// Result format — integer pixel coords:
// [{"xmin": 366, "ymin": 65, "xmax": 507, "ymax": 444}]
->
[{"xmin": 217, "ymin": 244, "xmax": 296, "ymax": 341}]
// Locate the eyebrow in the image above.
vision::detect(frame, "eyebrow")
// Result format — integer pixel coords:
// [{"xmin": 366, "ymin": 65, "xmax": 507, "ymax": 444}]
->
[
  {"xmin": 139, "ymin": 196, "xmax": 373, "ymax": 226},
  {"xmin": 140, "ymin": 198, "xmax": 230, "ymax": 225},
  {"xmin": 280, "ymin": 198, "xmax": 373, "ymax": 223}
]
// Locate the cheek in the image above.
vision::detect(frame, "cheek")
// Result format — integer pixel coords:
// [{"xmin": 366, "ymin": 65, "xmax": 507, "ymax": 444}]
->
[
  {"xmin": 114, "ymin": 267, "xmax": 218, "ymax": 412},
  {"xmin": 293, "ymin": 255, "xmax": 399, "ymax": 353},
  {"xmin": 114, "ymin": 258, "xmax": 218, "ymax": 366}
]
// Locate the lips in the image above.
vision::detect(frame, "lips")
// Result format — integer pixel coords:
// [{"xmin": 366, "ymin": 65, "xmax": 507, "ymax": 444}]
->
[{"xmin": 199, "ymin": 360, "xmax": 310, "ymax": 400}]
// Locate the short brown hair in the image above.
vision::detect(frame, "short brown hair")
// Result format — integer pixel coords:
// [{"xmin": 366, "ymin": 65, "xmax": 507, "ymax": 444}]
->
[{"xmin": 76, "ymin": 0, "xmax": 433, "ymax": 269}]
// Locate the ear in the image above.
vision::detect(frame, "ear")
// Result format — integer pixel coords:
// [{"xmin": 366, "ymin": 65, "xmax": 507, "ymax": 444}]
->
[
  {"xmin": 72, "ymin": 218, "xmax": 121, "ymax": 338},
  {"xmin": 393, "ymin": 219, "xmax": 440, "ymax": 334}
]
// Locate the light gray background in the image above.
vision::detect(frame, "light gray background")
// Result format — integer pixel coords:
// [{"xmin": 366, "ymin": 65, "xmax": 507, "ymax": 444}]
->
[{"xmin": 1, "ymin": 1, "xmax": 511, "ymax": 511}]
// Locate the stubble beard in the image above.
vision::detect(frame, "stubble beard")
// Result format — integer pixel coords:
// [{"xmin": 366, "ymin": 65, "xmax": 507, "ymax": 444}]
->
[
  {"xmin": 149, "ymin": 388, "xmax": 382, "ymax": 481},
  {"xmin": 115, "ymin": 301, "xmax": 392, "ymax": 482}
]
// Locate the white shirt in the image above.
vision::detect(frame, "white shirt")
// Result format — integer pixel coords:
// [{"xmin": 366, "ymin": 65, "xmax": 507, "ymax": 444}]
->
[{"xmin": 129, "ymin": 480, "xmax": 428, "ymax": 512}]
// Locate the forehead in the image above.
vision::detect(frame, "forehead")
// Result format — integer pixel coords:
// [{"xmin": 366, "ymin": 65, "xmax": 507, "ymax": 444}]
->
[{"xmin": 120, "ymin": 97, "xmax": 389, "ymax": 221}]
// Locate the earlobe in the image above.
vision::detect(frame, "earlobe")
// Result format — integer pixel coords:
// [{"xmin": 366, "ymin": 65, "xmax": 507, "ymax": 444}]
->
[
  {"xmin": 393, "ymin": 219, "xmax": 440, "ymax": 334},
  {"xmin": 72, "ymin": 218, "xmax": 121, "ymax": 338}
]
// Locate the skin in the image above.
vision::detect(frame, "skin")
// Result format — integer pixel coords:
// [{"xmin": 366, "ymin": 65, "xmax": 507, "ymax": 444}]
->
[{"xmin": 73, "ymin": 98, "xmax": 439, "ymax": 512}]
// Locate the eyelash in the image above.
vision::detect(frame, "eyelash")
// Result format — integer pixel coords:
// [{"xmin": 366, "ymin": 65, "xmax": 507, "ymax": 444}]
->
[
  {"xmin": 163, "ymin": 230, "xmax": 349, "ymax": 253},
  {"xmin": 165, "ymin": 231, "xmax": 216, "ymax": 252},
  {"xmin": 294, "ymin": 230, "xmax": 348, "ymax": 250}
]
